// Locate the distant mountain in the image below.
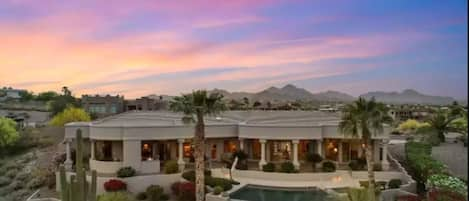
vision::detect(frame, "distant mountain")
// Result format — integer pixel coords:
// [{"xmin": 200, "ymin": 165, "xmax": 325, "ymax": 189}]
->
[
  {"xmin": 209, "ymin": 84, "xmax": 356, "ymax": 103},
  {"xmin": 360, "ymin": 89, "xmax": 456, "ymax": 105}
]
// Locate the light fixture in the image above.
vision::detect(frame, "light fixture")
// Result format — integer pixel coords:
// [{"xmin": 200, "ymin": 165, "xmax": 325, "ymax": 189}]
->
[
  {"xmin": 361, "ymin": 143, "xmax": 366, "ymax": 148},
  {"xmin": 333, "ymin": 148, "xmax": 338, "ymax": 153}
]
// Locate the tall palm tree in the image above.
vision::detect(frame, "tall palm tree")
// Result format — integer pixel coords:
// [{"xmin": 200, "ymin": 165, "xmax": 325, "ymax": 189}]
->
[
  {"xmin": 339, "ymin": 97, "xmax": 392, "ymax": 201},
  {"xmin": 170, "ymin": 90, "xmax": 226, "ymax": 201}
]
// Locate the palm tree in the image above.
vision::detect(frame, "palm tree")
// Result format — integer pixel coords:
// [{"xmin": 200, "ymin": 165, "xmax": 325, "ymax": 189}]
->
[
  {"xmin": 170, "ymin": 90, "xmax": 226, "ymax": 201},
  {"xmin": 426, "ymin": 109, "xmax": 459, "ymax": 143},
  {"xmin": 339, "ymin": 97, "xmax": 392, "ymax": 201}
]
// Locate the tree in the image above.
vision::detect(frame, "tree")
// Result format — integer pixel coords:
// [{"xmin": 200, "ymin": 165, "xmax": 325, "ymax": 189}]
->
[
  {"xmin": 170, "ymin": 90, "xmax": 226, "ymax": 201},
  {"xmin": 243, "ymin": 97, "xmax": 250, "ymax": 110},
  {"xmin": 36, "ymin": 91, "xmax": 59, "ymax": 102},
  {"xmin": 19, "ymin": 90, "xmax": 35, "ymax": 102},
  {"xmin": 0, "ymin": 117, "xmax": 19, "ymax": 149},
  {"xmin": 339, "ymin": 97, "xmax": 392, "ymax": 201},
  {"xmin": 49, "ymin": 86, "xmax": 80, "ymax": 116},
  {"xmin": 397, "ymin": 119, "xmax": 430, "ymax": 134},
  {"xmin": 50, "ymin": 107, "xmax": 91, "ymax": 126},
  {"xmin": 425, "ymin": 110, "xmax": 458, "ymax": 143},
  {"xmin": 253, "ymin": 101, "xmax": 261, "ymax": 108}
]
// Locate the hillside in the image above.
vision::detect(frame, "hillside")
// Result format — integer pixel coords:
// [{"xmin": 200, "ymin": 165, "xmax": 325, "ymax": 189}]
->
[{"xmin": 360, "ymin": 89, "xmax": 456, "ymax": 105}]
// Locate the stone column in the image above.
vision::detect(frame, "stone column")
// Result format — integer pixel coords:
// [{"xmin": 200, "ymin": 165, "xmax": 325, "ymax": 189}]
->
[
  {"xmin": 177, "ymin": 139, "xmax": 186, "ymax": 171},
  {"xmin": 64, "ymin": 139, "xmax": 73, "ymax": 171},
  {"xmin": 338, "ymin": 141, "xmax": 343, "ymax": 163},
  {"xmin": 382, "ymin": 139, "xmax": 390, "ymax": 170},
  {"xmin": 90, "ymin": 140, "xmax": 95, "ymax": 160},
  {"xmin": 259, "ymin": 139, "xmax": 267, "ymax": 170},
  {"xmin": 317, "ymin": 139, "xmax": 323, "ymax": 156},
  {"xmin": 239, "ymin": 138, "xmax": 244, "ymax": 151},
  {"xmin": 292, "ymin": 140, "xmax": 300, "ymax": 170},
  {"xmin": 123, "ymin": 140, "xmax": 141, "ymax": 172}
]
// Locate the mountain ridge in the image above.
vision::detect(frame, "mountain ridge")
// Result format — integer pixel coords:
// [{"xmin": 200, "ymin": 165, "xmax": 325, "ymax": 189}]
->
[{"xmin": 208, "ymin": 85, "xmax": 460, "ymax": 105}]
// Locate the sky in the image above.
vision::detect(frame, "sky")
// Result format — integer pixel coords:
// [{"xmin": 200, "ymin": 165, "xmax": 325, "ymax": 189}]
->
[{"xmin": 0, "ymin": 0, "xmax": 467, "ymax": 99}]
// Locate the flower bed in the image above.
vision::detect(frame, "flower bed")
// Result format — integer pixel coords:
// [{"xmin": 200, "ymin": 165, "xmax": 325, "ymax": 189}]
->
[
  {"xmin": 104, "ymin": 179, "xmax": 127, "ymax": 192},
  {"xmin": 426, "ymin": 174, "xmax": 467, "ymax": 197}
]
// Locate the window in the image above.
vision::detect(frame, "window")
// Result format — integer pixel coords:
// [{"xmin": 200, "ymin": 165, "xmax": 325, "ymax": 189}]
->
[{"xmin": 110, "ymin": 104, "xmax": 117, "ymax": 113}]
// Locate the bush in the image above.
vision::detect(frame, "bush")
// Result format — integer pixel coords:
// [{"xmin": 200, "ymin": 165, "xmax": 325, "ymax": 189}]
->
[
  {"xmin": 164, "ymin": 160, "xmax": 179, "ymax": 174},
  {"xmin": 359, "ymin": 180, "xmax": 369, "ymax": 188},
  {"xmin": 5, "ymin": 169, "xmax": 18, "ymax": 178},
  {"xmin": 213, "ymin": 186, "xmax": 223, "ymax": 195},
  {"xmin": 181, "ymin": 169, "xmax": 211, "ymax": 182},
  {"xmin": 171, "ymin": 182, "xmax": 195, "ymax": 201},
  {"xmin": 104, "ymin": 179, "xmax": 127, "ymax": 192},
  {"xmin": 306, "ymin": 153, "xmax": 323, "ymax": 171},
  {"xmin": 27, "ymin": 176, "xmax": 46, "ymax": 189},
  {"xmin": 0, "ymin": 176, "xmax": 11, "ymax": 187},
  {"xmin": 205, "ymin": 177, "xmax": 233, "ymax": 191},
  {"xmin": 262, "ymin": 162, "xmax": 275, "ymax": 172},
  {"xmin": 146, "ymin": 185, "xmax": 166, "ymax": 201},
  {"xmin": 279, "ymin": 161, "xmax": 296, "ymax": 173},
  {"xmin": 388, "ymin": 179, "xmax": 402, "ymax": 189},
  {"xmin": 426, "ymin": 174, "xmax": 467, "ymax": 197},
  {"xmin": 117, "ymin": 166, "xmax": 136, "ymax": 178},
  {"xmin": 98, "ymin": 192, "xmax": 133, "ymax": 201},
  {"xmin": 348, "ymin": 160, "xmax": 362, "ymax": 171},
  {"xmin": 373, "ymin": 163, "xmax": 382, "ymax": 171},
  {"xmin": 15, "ymin": 172, "xmax": 30, "ymax": 182},
  {"xmin": 9, "ymin": 180, "xmax": 24, "ymax": 190},
  {"xmin": 135, "ymin": 192, "xmax": 147, "ymax": 200},
  {"xmin": 322, "ymin": 161, "xmax": 336, "ymax": 172}
]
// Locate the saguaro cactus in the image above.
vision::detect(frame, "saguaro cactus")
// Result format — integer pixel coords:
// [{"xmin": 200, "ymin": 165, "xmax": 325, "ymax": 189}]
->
[{"xmin": 59, "ymin": 129, "xmax": 97, "ymax": 201}]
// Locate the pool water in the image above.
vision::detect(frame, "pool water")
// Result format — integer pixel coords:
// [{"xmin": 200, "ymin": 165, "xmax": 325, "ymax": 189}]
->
[{"xmin": 229, "ymin": 185, "xmax": 329, "ymax": 201}]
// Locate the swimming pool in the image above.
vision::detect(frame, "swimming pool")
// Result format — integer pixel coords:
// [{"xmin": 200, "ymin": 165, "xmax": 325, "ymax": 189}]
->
[{"xmin": 229, "ymin": 185, "xmax": 329, "ymax": 201}]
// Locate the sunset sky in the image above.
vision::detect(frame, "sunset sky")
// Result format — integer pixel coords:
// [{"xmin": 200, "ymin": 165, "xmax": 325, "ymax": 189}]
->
[{"xmin": 0, "ymin": 0, "xmax": 467, "ymax": 99}]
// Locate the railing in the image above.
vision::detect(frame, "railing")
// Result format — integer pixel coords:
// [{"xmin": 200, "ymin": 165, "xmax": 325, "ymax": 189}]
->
[{"xmin": 26, "ymin": 190, "xmax": 61, "ymax": 201}]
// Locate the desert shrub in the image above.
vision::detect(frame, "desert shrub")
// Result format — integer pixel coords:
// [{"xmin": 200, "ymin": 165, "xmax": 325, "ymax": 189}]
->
[
  {"xmin": 373, "ymin": 163, "xmax": 382, "ymax": 171},
  {"xmin": 4, "ymin": 162, "xmax": 19, "ymax": 171},
  {"xmin": 146, "ymin": 185, "xmax": 166, "ymax": 201},
  {"xmin": 98, "ymin": 192, "xmax": 133, "ymax": 201},
  {"xmin": 205, "ymin": 177, "xmax": 233, "ymax": 191},
  {"xmin": 171, "ymin": 182, "xmax": 195, "ymax": 201},
  {"xmin": 279, "ymin": 161, "xmax": 296, "ymax": 173},
  {"xmin": 181, "ymin": 169, "xmax": 211, "ymax": 182},
  {"xmin": 321, "ymin": 161, "xmax": 336, "ymax": 172},
  {"xmin": 15, "ymin": 172, "xmax": 30, "ymax": 182},
  {"xmin": 213, "ymin": 186, "xmax": 223, "ymax": 195},
  {"xmin": 164, "ymin": 160, "xmax": 179, "ymax": 174},
  {"xmin": 388, "ymin": 179, "xmax": 402, "ymax": 189},
  {"xmin": 9, "ymin": 189, "xmax": 31, "ymax": 200},
  {"xmin": 0, "ymin": 176, "xmax": 11, "ymax": 187},
  {"xmin": 103, "ymin": 179, "xmax": 127, "ymax": 192},
  {"xmin": 5, "ymin": 169, "xmax": 18, "ymax": 178},
  {"xmin": 136, "ymin": 192, "xmax": 147, "ymax": 200},
  {"xmin": 27, "ymin": 176, "xmax": 46, "ymax": 189},
  {"xmin": 262, "ymin": 162, "xmax": 275, "ymax": 172},
  {"xmin": 9, "ymin": 180, "xmax": 24, "ymax": 190},
  {"xmin": 117, "ymin": 166, "xmax": 136, "ymax": 178}
]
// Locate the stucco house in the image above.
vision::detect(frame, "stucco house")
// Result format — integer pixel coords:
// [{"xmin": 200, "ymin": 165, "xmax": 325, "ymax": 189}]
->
[{"xmin": 63, "ymin": 110, "xmax": 391, "ymax": 175}]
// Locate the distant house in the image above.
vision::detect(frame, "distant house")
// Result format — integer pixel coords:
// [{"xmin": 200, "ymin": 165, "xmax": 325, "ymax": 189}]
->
[
  {"xmin": 81, "ymin": 95, "xmax": 125, "ymax": 118},
  {"xmin": 0, "ymin": 87, "xmax": 26, "ymax": 101},
  {"xmin": 388, "ymin": 105, "xmax": 432, "ymax": 121},
  {"xmin": 124, "ymin": 95, "xmax": 169, "ymax": 111}
]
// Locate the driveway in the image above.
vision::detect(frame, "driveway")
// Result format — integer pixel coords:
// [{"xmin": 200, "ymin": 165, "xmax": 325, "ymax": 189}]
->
[{"xmin": 432, "ymin": 141, "xmax": 467, "ymax": 180}]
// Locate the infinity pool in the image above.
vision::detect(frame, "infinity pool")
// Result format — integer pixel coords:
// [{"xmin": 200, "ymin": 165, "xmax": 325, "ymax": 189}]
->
[{"xmin": 229, "ymin": 185, "xmax": 329, "ymax": 201}]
